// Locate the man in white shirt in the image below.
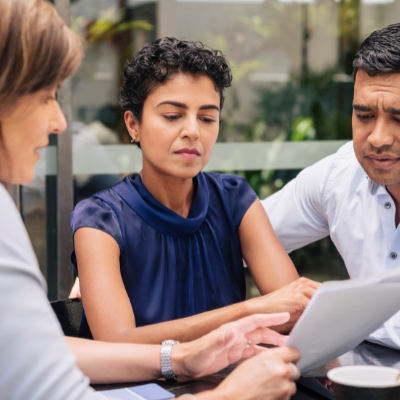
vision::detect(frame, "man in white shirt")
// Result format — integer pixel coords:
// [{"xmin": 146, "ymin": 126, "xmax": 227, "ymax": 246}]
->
[{"xmin": 262, "ymin": 23, "xmax": 400, "ymax": 349}]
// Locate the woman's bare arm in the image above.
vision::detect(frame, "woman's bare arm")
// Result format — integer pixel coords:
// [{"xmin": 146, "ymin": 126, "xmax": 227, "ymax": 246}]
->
[
  {"xmin": 74, "ymin": 224, "xmax": 318, "ymax": 344},
  {"xmin": 68, "ymin": 313, "xmax": 287, "ymax": 383},
  {"xmin": 239, "ymin": 199, "xmax": 320, "ymax": 329},
  {"xmin": 66, "ymin": 337, "xmax": 160, "ymax": 384},
  {"xmin": 239, "ymin": 199, "xmax": 300, "ymax": 293},
  {"xmin": 65, "ymin": 314, "xmax": 300, "ymax": 400},
  {"xmin": 75, "ymin": 227, "xmax": 253, "ymax": 343}
]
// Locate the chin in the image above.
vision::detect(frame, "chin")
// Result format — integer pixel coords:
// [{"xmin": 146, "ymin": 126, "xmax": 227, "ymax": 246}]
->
[
  {"xmin": 16, "ymin": 169, "xmax": 36, "ymax": 185},
  {"xmin": 171, "ymin": 167, "xmax": 201, "ymax": 180},
  {"xmin": 363, "ymin": 166, "xmax": 400, "ymax": 186}
]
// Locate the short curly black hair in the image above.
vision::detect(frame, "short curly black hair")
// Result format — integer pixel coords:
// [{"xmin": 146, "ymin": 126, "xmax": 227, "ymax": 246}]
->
[{"xmin": 120, "ymin": 37, "xmax": 232, "ymax": 125}]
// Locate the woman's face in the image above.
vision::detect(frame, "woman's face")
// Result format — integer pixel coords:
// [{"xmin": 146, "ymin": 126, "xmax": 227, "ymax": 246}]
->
[
  {"xmin": 125, "ymin": 73, "xmax": 220, "ymax": 179},
  {"xmin": 0, "ymin": 87, "xmax": 66, "ymax": 184}
]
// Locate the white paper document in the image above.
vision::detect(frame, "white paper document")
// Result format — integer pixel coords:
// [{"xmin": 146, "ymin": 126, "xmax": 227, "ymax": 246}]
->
[{"xmin": 286, "ymin": 268, "xmax": 400, "ymax": 373}]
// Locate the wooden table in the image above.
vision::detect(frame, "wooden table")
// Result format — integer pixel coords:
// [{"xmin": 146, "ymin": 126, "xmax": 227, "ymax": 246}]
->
[{"xmin": 92, "ymin": 341, "xmax": 400, "ymax": 398}]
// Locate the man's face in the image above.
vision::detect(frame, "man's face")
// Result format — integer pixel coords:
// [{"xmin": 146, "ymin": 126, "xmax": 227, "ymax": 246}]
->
[{"xmin": 353, "ymin": 69, "xmax": 400, "ymax": 186}]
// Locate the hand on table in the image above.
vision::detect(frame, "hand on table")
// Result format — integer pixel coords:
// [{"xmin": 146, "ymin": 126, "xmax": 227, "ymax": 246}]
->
[
  {"xmin": 250, "ymin": 278, "xmax": 320, "ymax": 325},
  {"xmin": 172, "ymin": 313, "xmax": 290, "ymax": 378}
]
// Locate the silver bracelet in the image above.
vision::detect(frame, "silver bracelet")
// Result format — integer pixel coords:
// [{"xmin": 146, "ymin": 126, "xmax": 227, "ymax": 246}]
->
[
  {"xmin": 161, "ymin": 340, "xmax": 180, "ymax": 381},
  {"xmin": 178, "ymin": 395, "xmax": 198, "ymax": 400}
]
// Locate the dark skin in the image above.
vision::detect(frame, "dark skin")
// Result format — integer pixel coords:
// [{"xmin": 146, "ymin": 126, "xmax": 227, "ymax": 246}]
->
[
  {"xmin": 353, "ymin": 70, "xmax": 400, "ymax": 227},
  {"xmin": 314, "ymin": 69, "xmax": 400, "ymax": 396}
]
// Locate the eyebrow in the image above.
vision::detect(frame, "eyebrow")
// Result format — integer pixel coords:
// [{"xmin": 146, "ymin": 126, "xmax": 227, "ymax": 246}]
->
[
  {"xmin": 353, "ymin": 104, "xmax": 376, "ymax": 112},
  {"xmin": 156, "ymin": 101, "xmax": 220, "ymax": 111},
  {"xmin": 384, "ymin": 107, "xmax": 400, "ymax": 116},
  {"xmin": 353, "ymin": 103, "xmax": 400, "ymax": 115}
]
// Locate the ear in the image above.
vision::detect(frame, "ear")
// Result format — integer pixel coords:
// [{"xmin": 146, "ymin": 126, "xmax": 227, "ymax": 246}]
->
[{"xmin": 124, "ymin": 111, "xmax": 140, "ymax": 143}]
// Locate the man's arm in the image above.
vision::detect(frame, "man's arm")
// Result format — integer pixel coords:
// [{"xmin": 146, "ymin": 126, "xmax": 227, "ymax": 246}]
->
[{"xmin": 261, "ymin": 153, "xmax": 336, "ymax": 253}]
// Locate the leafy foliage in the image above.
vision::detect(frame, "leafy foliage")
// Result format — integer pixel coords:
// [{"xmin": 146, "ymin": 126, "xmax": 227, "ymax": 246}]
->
[{"xmin": 85, "ymin": 8, "xmax": 153, "ymax": 44}]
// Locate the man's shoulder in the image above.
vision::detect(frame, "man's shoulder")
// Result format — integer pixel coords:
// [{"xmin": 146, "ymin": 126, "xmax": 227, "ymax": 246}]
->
[
  {"xmin": 306, "ymin": 141, "xmax": 363, "ymax": 202},
  {"xmin": 325, "ymin": 141, "xmax": 364, "ymax": 185},
  {"xmin": 280, "ymin": 141, "xmax": 364, "ymax": 210},
  {"xmin": 305, "ymin": 141, "xmax": 362, "ymax": 188},
  {"xmin": 334, "ymin": 141, "xmax": 357, "ymax": 164}
]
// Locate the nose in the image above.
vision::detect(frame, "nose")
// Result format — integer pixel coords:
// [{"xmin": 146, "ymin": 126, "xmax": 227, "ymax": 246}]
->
[
  {"xmin": 49, "ymin": 100, "xmax": 67, "ymax": 134},
  {"xmin": 368, "ymin": 116, "xmax": 395, "ymax": 148},
  {"xmin": 180, "ymin": 115, "xmax": 200, "ymax": 140}
]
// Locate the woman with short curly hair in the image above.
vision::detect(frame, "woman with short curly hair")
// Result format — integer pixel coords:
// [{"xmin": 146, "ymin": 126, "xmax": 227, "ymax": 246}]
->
[
  {"xmin": 0, "ymin": 1, "xmax": 307, "ymax": 399},
  {"xmin": 71, "ymin": 37, "xmax": 319, "ymax": 345}
]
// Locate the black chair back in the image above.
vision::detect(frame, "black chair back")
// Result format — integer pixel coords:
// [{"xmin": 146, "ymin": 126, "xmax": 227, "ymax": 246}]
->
[{"xmin": 51, "ymin": 298, "xmax": 83, "ymax": 337}]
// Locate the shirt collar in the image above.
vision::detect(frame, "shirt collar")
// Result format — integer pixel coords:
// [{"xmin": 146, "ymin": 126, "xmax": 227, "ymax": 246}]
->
[
  {"xmin": 111, "ymin": 172, "xmax": 209, "ymax": 237},
  {"xmin": 366, "ymin": 174, "xmax": 388, "ymax": 196}
]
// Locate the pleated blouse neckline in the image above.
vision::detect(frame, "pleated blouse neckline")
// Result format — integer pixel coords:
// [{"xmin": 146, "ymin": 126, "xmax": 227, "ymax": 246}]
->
[{"xmin": 113, "ymin": 172, "xmax": 210, "ymax": 238}]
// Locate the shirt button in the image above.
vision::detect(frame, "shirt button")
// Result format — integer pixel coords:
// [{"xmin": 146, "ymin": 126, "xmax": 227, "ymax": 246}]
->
[
  {"xmin": 384, "ymin": 202, "xmax": 392, "ymax": 209},
  {"xmin": 390, "ymin": 252, "xmax": 397, "ymax": 260}
]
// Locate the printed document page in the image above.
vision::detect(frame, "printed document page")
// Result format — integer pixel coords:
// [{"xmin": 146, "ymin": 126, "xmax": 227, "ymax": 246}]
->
[{"xmin": 286, "ymin": 268, "xmax": 400, "ymax": 373}]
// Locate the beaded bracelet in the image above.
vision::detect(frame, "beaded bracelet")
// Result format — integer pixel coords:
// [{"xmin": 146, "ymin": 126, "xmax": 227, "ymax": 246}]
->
[{"xmin": 178, "ymin": 394, "xmax": 198, "ymax": 400}]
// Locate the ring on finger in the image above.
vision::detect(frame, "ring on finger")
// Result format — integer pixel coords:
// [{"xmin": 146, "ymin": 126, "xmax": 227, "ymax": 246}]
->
[{"xmin": 288, "ymin": 362, "xmax": 300, "ymax": 381}]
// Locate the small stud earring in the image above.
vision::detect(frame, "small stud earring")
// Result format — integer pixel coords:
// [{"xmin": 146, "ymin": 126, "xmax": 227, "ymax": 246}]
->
[{"xmin": 131, "ymin": 136, "xmax": 138, "ymax": 143}]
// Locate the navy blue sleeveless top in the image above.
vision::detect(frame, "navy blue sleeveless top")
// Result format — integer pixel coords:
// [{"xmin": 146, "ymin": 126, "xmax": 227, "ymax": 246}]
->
[{"xmin": 71, "ymin": 172, "xmax": 257, "ymax": 338}]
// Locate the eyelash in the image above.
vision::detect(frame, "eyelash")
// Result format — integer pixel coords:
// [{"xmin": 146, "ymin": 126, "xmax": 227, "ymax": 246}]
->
[
  {"xmin": 356, "ymin": 114, "xmax": 400, "ymax": 123},
  {"xmin": 163, "ymin": 115, "xmax": 216, "ymax": 123},
  {"xmin": 356, "ymin": 114, "xmax": 373, "ymax": 120},
  {"xmin": 164, "ymin": 115, "xmax": 180, "ymax": 120},
  {"xmin": 201, "ymin": 118, "xmax": 215, "ymax": 123}
]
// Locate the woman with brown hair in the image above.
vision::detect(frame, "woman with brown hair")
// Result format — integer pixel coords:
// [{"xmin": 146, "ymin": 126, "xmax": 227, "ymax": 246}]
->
[{"xmin": 0, "ymin": 1, "xmax": 301, "ymax": 399}]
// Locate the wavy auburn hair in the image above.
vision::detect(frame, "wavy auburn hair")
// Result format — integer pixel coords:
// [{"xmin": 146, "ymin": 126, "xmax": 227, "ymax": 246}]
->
[{"xmin": 0, "ymin": 0, "xmax": 83, "ymax": 120}]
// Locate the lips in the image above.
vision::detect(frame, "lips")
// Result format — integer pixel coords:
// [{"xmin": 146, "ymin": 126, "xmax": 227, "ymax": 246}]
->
[
  {"xmin": 366, "ymin": 154, "xmax": 400, "ymax": 169},
  {"xmin": 175, "ymin": 148, "xmax": 200, "ymax": 155},
  {"xmin": 175, "ymin": 148, "xmax": 200, "ymax": 160}
]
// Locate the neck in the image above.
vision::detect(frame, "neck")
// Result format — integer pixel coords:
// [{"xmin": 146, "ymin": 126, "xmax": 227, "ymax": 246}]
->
[
  {"xmin": 139, "ymin": 164, "xmax": 195, "ymax": 218},
  {"xmin": 386, "ymin": 183, "xmax": 400, "ymax": 227}
]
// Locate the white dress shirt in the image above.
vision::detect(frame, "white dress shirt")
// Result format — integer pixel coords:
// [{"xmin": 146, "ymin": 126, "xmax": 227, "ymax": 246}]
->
[
  {"xmin": 0, "ymin": 184, "xmax": 107, "ymax": 400},
  {"xmin": 262, "ymin": 141, "xmax": 400, "ymax": 349}
]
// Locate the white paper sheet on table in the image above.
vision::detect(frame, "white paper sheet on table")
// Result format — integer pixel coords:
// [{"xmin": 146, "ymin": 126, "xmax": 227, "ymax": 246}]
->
[{"xmin": 285, "ymin": 268, "xmax": 400, "ymax": 373}]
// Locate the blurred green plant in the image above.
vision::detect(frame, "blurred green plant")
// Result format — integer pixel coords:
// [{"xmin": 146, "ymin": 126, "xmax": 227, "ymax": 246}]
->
[
  {"xmin": 82, "ymin": 7, "xmax": 153, "ymax": 43},
  {"xmin": 221, "ymin": 68, "xmax": 352, "ymax": 284},
  {"xmin": 220, "ymin": 67, "xmax": 353, "ymax": 145},
  {"xmin": 71, "ymin": 5, "xmax": 154, "ymax": 141},
  {"xmin": 290, "ymin": 117, "xmax": 316, "ymax": 141},
  {"xmin": 205, "ymin": 0, "xmax": 357, "ymax": 285}
]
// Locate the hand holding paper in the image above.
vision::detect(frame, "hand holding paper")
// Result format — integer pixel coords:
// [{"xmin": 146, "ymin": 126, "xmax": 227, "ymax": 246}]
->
[{"xmin": 286, "ymin": 268, "xmax": 400, "ymax": 373}]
